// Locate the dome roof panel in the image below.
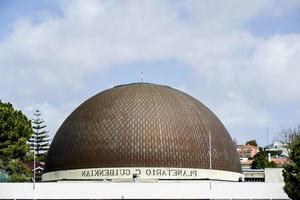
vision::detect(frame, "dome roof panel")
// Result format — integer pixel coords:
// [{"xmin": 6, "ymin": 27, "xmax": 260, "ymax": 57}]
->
[{"xmin": 45, "ymin": 83, "xmax": 241, "ymax": 174}]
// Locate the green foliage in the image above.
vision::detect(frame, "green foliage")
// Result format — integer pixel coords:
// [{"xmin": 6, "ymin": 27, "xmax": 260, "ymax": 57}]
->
[
  {"xmin": 0, "ymin": 102, "xmax": 33, "ymax": 161},
  {"xmin": 4, "ymin": 159, "xmax": 31, "ymax": 182},
  {"xmin": 0, "ymin": 101, "xmax": 33, "ymax": 182},
  {"xmin": 23, "ymin": 151, "xmax": 34, "ymax": 162},
  {"xmin": 268, "ymin": 160, "xmax": 277, "ymax": 168},
  {"xmin": 28, "ymin": 110, "xmax": 50, "ymax": 161},
  {"xmin": 251, "ymin": 150, "xmax": 277, "ymax": 169},
  {"xmin": 246, "ymin": 139, "xmax": 258, "ymax": 147},
  {"xmin": 283, "ymin": 138, "xmax": 300, "ymax": 199}
]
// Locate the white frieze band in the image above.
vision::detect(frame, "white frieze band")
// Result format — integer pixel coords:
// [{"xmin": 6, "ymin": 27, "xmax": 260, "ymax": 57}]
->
[{"xmin": 42, "ymin": 167, "xmax": 244, "ymax": 182}]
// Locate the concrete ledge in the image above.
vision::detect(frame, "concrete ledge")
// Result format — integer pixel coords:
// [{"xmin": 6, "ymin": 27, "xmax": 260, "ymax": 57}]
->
[{"xmin": 0, "ymin": 181, "xmax": 289, "ymax": 199}]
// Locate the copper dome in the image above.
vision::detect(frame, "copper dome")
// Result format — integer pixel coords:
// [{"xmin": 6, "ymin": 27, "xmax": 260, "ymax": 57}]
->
[{"xmin": 45, "ymin": 83, "xmax": 241, "ymax": 174}]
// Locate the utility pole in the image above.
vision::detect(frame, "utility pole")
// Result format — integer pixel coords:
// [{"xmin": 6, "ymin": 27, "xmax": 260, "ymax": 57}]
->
[{"xmin": 33, "ymin": 130, "xmax": 36, "ymax": 190}]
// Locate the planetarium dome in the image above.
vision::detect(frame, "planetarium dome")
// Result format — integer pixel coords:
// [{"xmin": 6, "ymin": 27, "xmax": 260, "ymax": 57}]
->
[{"xmin": 42, "ymin": 83, "xmax": 242, "ymax": 182}]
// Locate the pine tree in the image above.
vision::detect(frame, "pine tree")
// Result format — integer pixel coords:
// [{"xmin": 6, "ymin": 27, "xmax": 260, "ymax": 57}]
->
[{"xmin": 29, "ymin": 110, "xmax": 50, "ymax": 161}]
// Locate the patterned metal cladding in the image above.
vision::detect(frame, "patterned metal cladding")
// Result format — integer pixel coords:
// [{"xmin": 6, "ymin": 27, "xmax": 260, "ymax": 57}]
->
[{"xmin": 45, "ymin": 83, "xmax": 241, "ymax": 173}]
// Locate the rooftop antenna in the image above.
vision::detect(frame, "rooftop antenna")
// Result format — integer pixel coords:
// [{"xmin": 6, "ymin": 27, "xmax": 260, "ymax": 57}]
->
[
  {"xmin": 267, "ymin": 127, "xmax": 269, "ymax": 147},
  {"xmin": 140, "ymin": 72, "xmax": 144, "ymax": 83}
]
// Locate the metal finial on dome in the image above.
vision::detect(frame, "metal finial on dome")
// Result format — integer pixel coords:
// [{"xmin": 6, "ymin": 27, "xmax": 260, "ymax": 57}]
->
[{"xmin": 140, "ymin": 72, "xmax": 143, "ymax": 82}]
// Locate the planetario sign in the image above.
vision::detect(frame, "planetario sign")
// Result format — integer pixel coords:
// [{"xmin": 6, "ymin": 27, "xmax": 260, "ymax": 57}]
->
[
  {"xmin": 42, "ymin": 83, "xmax": 243, "ymax": 182},
  {"xmin": 42, "ymin": 167, "xmax": 242, "ymax": 181}
]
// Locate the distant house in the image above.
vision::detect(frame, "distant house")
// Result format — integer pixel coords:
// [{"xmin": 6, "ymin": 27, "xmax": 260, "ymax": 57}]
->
[
  {"xmin": 237, "ymin": 144, "xmax": 260, "ymax": 159},
  {"xmin": 24, "ymin": 161, "xmax": 45, "ymax": 182},
  {"xmin": 236, "ymin": 144, "xmax": 260, "ymax": 167},
  {"xmin": 236, "ymin": 141, "xmax": 290, "ymax": 182},
  {"xmin": 264, "ymin": 142, "xmax": 290, "ymax": 167}
]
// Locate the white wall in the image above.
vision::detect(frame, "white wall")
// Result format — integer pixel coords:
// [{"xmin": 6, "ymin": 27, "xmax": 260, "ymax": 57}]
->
[
  {"xmin": 0, "ymin": 181, "xmax": 289, "ymax": 199},
  {"xmin": 265, "ymin": 168, "xmax": 284, "ymax": 183}
]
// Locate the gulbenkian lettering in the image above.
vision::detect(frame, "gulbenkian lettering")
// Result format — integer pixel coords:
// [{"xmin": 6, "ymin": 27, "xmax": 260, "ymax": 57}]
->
[
  {"xmin": 82, "ymin": 169, "xmax": 131, "ymax": 177},
  {"xmin": 81, "ymin": 168, "xmax": 197, "ymax": 178}
]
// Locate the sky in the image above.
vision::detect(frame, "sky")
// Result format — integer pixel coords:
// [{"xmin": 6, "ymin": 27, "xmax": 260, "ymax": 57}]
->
[{"xmin": 1, "ymin": 0, "xmax": 300, "ymax": 146}]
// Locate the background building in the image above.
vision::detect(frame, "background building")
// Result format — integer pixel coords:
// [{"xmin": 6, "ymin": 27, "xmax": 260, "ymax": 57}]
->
[
  {"xmin": 237, "ymin": 144, "xmax": 260, "ymax": 168},
  {"xmin": 265, "ymin": 142, "xmax": 289, "ymax": 167},
  {"xmin": 236, "ymin": 141, "xmax": 290, "ymax": 183}
]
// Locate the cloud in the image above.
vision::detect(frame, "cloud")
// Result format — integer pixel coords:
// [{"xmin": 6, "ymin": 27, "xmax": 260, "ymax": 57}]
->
[
  {"xmin": 24, "ymin": 101, "xmax": 78, "ymax": 139},
  {"xmin": 251, "ymin": 34, "xmax": 300, "ymax": 103},
  {"xmin": 0, "ymin": 0, "xmax": 300, "ymax": 142},
  {"xmin": 0, "ymin": 0, "xmax": 271, "ymax": 94},
  {"xmin": 214, "ymin": 92, "xmax": 273, "ymax": 128},
  {"xmin": 187, "ymin": 31, "xmax": 300, "ymax": 134},
  {"xmin": 0, "ymin": 0, "xmax": 185, "ymax": 98}
]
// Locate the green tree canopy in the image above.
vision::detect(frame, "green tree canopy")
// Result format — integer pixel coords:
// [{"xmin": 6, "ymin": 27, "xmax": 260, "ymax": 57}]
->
[
  {"xmin": 246, "ymin": 139, "xmax": 258, "ymax": 147},
  {"xmin": 283, "ymin": 138, "xmax": 300, "ymax": 199},
  {"xmin": 0, "ymin": 159, "xmax": 31, "ymax": 182},
  {"xmin": 0, "ymin": 101, "xmax": 33, "ymax": 182},
  {"xmin": 251, "ymin": 150, "xmax": 277, "ymax": 169}
]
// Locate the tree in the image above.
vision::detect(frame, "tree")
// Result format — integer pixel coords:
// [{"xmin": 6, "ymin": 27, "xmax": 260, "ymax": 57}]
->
[
  {"xmin": 0, "ymin": 159, "xmax": 31, "ymax": 182},
  {"xmin": 251, "ymin": 148, "xmax": 277, "ymax": 169},
  {"xmin": 283, "ymin": 138, "xmax": 300, "ymax": 199},
  {"xmin": 0, "ymin": 101, "xmax": 33, "ymax": 181},
  {"xmin": 28, "ymin": 110, "xmax": 50, "ymax": 161},
  {"xmin": 246, "ymin": 139, "xmax": 258, "ymax": 147},
  {"xmin": 279, "ymin": 125, "xmax": 300, "ymax": 145}
]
